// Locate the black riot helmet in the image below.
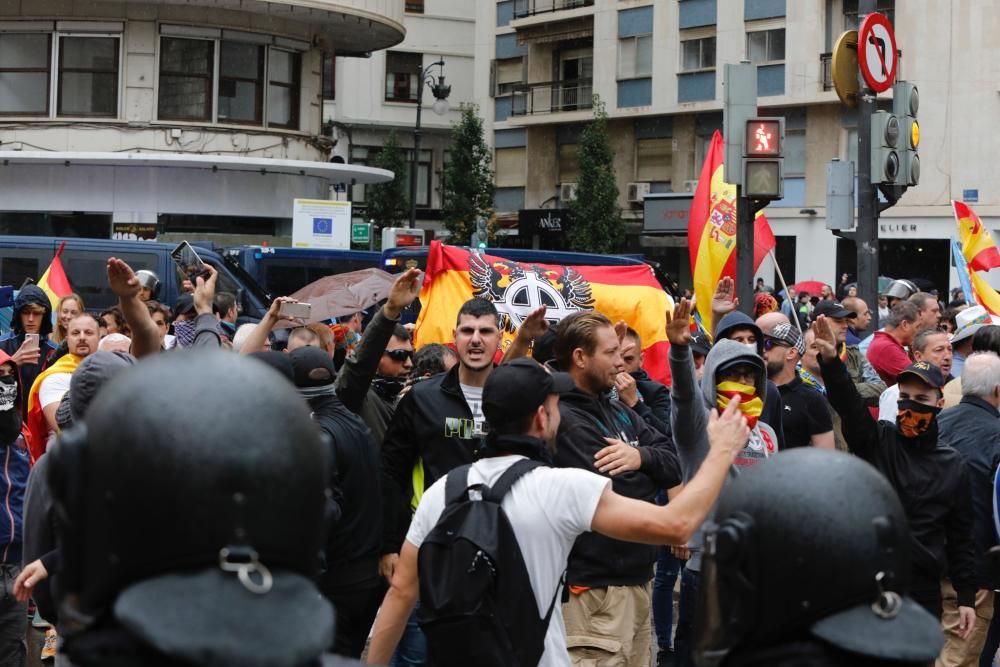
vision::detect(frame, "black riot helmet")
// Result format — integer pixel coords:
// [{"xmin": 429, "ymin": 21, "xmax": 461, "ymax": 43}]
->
[
  {"xmin": 48, "ymin": 350, "xmax": 334, "ymax": 667},
  {"xmin": 695, "ymin": 449, "xmax": 943, "ymax": 667}
]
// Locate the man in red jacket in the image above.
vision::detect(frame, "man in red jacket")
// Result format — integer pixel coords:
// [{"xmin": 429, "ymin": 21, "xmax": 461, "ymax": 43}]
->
[{"xmin": 867, "ymin": 300, "xmax": 920, "ymax": 385}]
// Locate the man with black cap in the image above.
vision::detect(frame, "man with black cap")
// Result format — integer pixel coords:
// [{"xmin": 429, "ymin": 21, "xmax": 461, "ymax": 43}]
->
[
  {"xmin": 288, "ymin": 346, "xmax": 383, "ymax": 659},
  {"xmin": 762, "ymin": 323, "xmax": 834, "ymax": 449},
  {"xmin": 367, "ymin": 358, "xmax": 752, "ymax": 666},
  {"xmin": 814, "ymin": 315, "xmax": 978, "ymax": 630},
  {"xmin": 695, "ymin": 448, "xmax": 945, "ymax": 667},
  {"xmin": 45, "ymin": 351, "xmax": 361, "ymax": 667},
  {"xmin": 812, "ymin": 300, "xmax": 886, "ymax": 407}
]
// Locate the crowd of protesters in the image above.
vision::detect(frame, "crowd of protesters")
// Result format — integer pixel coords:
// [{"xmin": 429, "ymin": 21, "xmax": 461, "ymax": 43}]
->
[{"xmin": 0, "ymin": 254, "xmax": 994, "ymax": 667}]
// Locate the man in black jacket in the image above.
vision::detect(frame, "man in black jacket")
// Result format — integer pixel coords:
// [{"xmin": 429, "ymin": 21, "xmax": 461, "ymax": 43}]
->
[
  {"xmin": 814, "ymin": 315, "xmax": 977, "ymax": 631},
  {"xmin": 553, "ymin": 310, "xmax": 681, "ymax": 666},
  {"xmin": 290, "ymin": 346, "xmax": 382, "ymax": 659},
  {"xmin": 936, "ymin": 352, "xmax": 1000, "ymax": 664}
]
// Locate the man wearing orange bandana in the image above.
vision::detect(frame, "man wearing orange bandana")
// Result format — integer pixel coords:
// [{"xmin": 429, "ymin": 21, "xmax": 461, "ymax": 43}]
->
[
  {"xmin": 666, "ymin": 299, "xmax": 779, "ymax": 666},
  {"xmin": 814, "ymin": 314, "xmax": 977, "ymax": 638}
]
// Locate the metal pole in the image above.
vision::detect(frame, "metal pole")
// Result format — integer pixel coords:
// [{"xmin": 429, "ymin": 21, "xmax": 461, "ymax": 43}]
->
[
  {"xmin": 409, "ymin": 67, "xmax": 425, "ymax": 229},
  {"xmin": 769, "ymin": 248, "xmax": 801, "ymax": 333},
  {"xmin": 856, "ymin": 0, "xmax": 879, "ymax": 336},
  {"xmin": 735, "ymin": 184, "xmax": 755, "ymax": 316}
]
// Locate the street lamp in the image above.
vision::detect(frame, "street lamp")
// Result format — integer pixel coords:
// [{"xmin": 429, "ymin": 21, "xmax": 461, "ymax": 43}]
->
[{"xmin": 409, "ymin": 60, "xmax": 451, "ymax": 228}]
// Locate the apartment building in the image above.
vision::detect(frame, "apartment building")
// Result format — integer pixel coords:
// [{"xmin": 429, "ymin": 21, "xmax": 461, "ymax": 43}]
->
[
  {"xmin": 0, "ymin": 0, "xmax": 403, "ymax": 246},
  {"xmin": 324, "ymin": 0, "xmax": 476, "ymax": 232},
  {"xmin": 476, "ymin": 0, "xmax": 1000, "ymax": 294}
]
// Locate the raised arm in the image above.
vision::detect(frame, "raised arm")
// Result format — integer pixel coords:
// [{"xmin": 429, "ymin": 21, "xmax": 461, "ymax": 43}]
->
[
  {"xmin": 237, "ymin": 296, "xmax": 298, "ymax": 355},
  {"xmin": 190, "ymin": 265, "xmax": 221, "ymax": 349},
  {"xmin": 667, "ymin": 299, "xmax": 710, "ymax": 471},
  {"xmin": 108, "ymin": 257, "xmax": 159, "ymax": 358},
  {"xmin": 500, "ymin": 305, "xmax": 548, "ymax": 364}
]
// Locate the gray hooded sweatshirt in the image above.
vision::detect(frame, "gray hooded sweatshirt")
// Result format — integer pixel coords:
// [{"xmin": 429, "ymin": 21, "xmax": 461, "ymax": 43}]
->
[{"xmin": 669, "ymin": 337, "xmax": 778, "ymax": 571}]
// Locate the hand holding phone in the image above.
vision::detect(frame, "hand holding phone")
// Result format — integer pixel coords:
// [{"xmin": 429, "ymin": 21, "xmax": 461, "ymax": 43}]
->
[
  {"xmin": 170, "ymin": 241, "xmax": 211, "ymax": 284},
  {"xmin": 278, "ymin": 302, "xmax": 312, "ymax": 320},
  {"xmin": 23, "ymin": 334, "xmax": 39, "ymax": 352}
]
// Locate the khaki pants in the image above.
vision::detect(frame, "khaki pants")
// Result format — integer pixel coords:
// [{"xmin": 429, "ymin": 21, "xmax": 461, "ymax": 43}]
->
[
  {"xmin": 563, "ymin": 582, "xmax": 652, "ymax": 667},
  {"xmin": 937, "ymin": 580, "xmax": 993, "ymax": 667}
]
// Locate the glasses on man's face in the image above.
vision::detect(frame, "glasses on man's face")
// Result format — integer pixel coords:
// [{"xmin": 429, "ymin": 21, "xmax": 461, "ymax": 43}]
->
[
  {"xmin": 762, "ymin": 338, "xmax": 790, "ymax": 352},
  {"xmin": 384, "ymin": 349, "xmax": 413, "ymax": 362}
]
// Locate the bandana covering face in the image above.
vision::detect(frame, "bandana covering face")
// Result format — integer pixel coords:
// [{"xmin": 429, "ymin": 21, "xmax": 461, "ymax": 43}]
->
[
  {"xmin": 0, "ymin": 376, "xmax": 21, "ymax": 444},
  {"xmin": 896, "ymin": 399, "xmax": 940, "ymax": 439},
  {"xmin": 716, "ymin": 381, "xmax": 763, "ymax": 429}
]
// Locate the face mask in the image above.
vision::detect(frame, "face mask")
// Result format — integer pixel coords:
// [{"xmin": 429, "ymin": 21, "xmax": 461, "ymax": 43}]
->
[
  {"xmin": 0, "ymin": 377, "xmax": 16, "ymax": 412},
  {"xmin": 716, "ymin": 381, "xmax": 763, "ymax": 429},
  {"xmin": 0, "ymin": 376, "xmax": 21, "ymax": 443},
  {"xmin": 372, "ymin": 377, "xmax": 406, "ymax": 402},
  {"xmin": 896, "ymin": 399, "xmax": 940, "ymax": 439}
]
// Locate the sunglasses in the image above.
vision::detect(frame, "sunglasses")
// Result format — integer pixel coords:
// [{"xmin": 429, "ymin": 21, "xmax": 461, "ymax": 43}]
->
[
  {"xmin": 384, "ymin": 348, "xmax": 413, "ymax": 362},
  {"xmin": 762, "ymin": 338, "xmax": 790, "ymax": 351}
]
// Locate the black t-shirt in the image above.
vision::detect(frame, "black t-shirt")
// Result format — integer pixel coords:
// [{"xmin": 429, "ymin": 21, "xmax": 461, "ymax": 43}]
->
[{"xmin": 777, "ymin": 374, "xmax": 834, "ymax": 449}]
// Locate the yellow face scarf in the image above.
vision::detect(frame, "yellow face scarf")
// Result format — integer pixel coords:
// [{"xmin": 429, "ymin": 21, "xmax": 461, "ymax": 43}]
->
[{"xmin": 716, "ymin": 381, "xmax": 763, "ymax": 429}]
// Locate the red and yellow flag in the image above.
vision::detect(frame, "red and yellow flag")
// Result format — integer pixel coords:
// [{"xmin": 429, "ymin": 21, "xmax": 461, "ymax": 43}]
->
[
  {"xmin": 969, "ymin": 271, "xmax": 1000, "ymax": 317},
  {"xmin": 414, "ymin": 241, "xmax": 675, "ymax": 385},
  {"xmin": 37, "ymin": 242, "xmax": 72, "ymax": 311},
  {"xmin": 688, "ymin": 131, "xmax": 776, "ymax": 332},
  {"xmin": 955, "ymin": 201, "xmax": 1000, "ymax": 272}
]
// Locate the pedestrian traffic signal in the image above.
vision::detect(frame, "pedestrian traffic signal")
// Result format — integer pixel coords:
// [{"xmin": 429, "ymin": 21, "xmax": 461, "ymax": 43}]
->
[
  {"xmin": 745, "ymin": 119, "xmax": 783, "ymax": 157},
  {"xmin": 471, "ymin": 218, "xmax": 488, "ymax": 250},
  {"xmin": 870, "ymin": 110, "xmax": 900, "ymax": 184},
  {"xmin": 742, "ymin": 118, "xmax": 784, "ymax": 199},
  {"xmin": 893, "ymin": 81, "xmax": 919, "ymax": 186}
]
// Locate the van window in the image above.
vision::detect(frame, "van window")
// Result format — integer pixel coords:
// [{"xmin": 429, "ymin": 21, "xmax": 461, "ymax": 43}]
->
[
  {"xmin": 61, "ymin": 250, "xmax": 158, "ymax": 310},
  {"xmin": 264, "ymin": 259, "xmax": 378, "ymax": 297},
  {"xmin": 1, "ymin": 250, "xmax": 45, "ymax": 288}
]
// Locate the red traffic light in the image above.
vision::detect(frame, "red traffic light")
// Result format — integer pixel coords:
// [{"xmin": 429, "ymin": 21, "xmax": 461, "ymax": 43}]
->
[{"xmin": 745, "ymin": 119, "xmax": 782, "ymax": 157}]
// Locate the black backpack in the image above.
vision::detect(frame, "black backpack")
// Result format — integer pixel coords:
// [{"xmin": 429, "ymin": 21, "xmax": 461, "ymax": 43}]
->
[{"xmin": 416, "ymin": 459, "xmax": 562, "ymax": 667}]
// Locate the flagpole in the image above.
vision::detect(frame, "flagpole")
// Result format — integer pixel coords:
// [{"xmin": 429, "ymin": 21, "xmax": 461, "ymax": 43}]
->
[
  {"xmin": 55, "ymin": 241, "xmax": 66, "ymax": 259},
  {"xmin": 769, "ymin": 249, "xmax": 801, "ymax": 334}
]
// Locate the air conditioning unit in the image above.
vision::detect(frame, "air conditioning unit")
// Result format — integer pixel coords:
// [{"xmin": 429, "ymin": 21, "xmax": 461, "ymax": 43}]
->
[
  {"xmin": 683, "ymin": 179, "xmax": 700, "ymax": 193},
  {"xmin": 626, "ymin": 182, "xmax": 651, "ymax": 203},
  {"xmin": 559, "ymin": 182, "xmax": 579, "ymax": 201}
]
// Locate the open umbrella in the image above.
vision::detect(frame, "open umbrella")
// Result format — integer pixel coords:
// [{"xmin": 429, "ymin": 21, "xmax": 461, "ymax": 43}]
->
[
  {"xmin": 273, "ymin": 268, "xmax": 397, "ymax": 327},
  {"xmin": 791, "ymin": 280, "xmax": 829, "ymax": 297}
]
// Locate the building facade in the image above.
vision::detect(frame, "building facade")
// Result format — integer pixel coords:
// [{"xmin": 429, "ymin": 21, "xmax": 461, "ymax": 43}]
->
[
  {"xmin": 323, "ymin": 0, "xmax": 476, "ymax": 236},
  {"xmin": 0, "ymin": 0, "xmax": 403, "ymax": 246},
  {"xmin": 475, "ymin": 0, "xmax": 1000, "ymax": 295}
]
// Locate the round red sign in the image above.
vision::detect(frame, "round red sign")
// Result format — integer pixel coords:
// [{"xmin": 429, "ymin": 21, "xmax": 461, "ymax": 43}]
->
[{"xmin": 858, "ymin": 12, "xmax": 897, "ymax": 93}]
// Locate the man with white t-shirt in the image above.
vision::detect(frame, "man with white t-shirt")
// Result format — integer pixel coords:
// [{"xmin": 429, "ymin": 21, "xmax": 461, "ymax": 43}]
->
[{"xmin": 367, "ymin": 358, "xmax": 749, "ymax": 666}]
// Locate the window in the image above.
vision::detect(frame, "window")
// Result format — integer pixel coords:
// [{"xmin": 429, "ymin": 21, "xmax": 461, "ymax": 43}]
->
[
  {"xmin": 495, "ymin": 147, "xmax": 527, "ymax": 187},
  {"xmin": 159, "ymin": 37, "xmax": 214, "ymax": 121},
  {"xmin": 0, "ymin": 33, "xmax": 51, "ymax": 115},
  {"xmin": 385, "ymin": 51, "xmax": 422, "ymax": 102},
  {"xmin": 157, "ymin": 35, "xmax": 302, "ymax": 128},
  {"xmin": 268, "ymin": 49, "xmax": 300, "ymax": 129},
  {"xmin": 218, "ymin": 41, "xmax": 263, "ymax": 124},
  {"xmin": 747, "ymin": 28, "xmax": 785, "ymax": 64},
  {"xmin": 322, "ymin": 53, "xmax": 335, "ymax": 100},
  {"xmin": 636, "ymin": 138, "xmax": 672, "ymax": 182},
  {"xmin": 681, "ymin": 36, "xmax": 716, "ymax": 71},
  {"xmin": 405, "ymin": 0, "xmax": 425, "ymax": 13},
  {"xmin": 351, "ymin": 145, "xmax": 433, "ymax": 208},
  {"xmin": 58, "ymin": 36, "xmax": 119, "ymax": 117},
  {"xmin": 558, "ymin": 144, "xmax": 579, "ymax": 183},
  {"xmin": 618, "ymin": 34, "xmax": 652, "ymax": 79},
  {"xmin": 493, "ymin": 57, "xmax": 525, "ymax": 96},
  {"xmin": 784, "ymin": 130, "xmax": 805, "ymax": 176},
  {"xmin": 844, "ymin": 0, "xmax": 894, "ymax": 31}
]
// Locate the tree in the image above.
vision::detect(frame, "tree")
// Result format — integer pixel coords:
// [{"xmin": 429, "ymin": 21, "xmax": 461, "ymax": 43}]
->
[
  {"xmin": 442, "ymin": 105, "xmax": 495, "ymax": 244},
  {"xmin": 569, "ymin": 98, "xmax": 624, "ymax": 254},
  {"xmin": 366, "ymin": 131, "xmax": 409, "ymax": 247}
]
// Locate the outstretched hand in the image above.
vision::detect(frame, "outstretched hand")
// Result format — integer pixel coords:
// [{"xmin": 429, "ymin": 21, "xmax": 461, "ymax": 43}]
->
[
  {"xmin": 193, "ymin": 265, "xmax": 218, "ymax": 315},
  {"xmin": 385, "ymin": 268, "xmax": 422, "ymax": 319},
  {"xmin": 107, "ymin": 257, "xmax": 142, "ymax": 300},
  {"xmin": 812, "ymin": 315, "xmax": 839, "ymax": 362},
  {"xmin": 711, "ymin": 277, "xmax": 738, "ymax": 319},
  {"xmin": 517, "ymin": 305, "xmax": 550, "ymax": 342},
  {"xmin": 666, "ymin": 298, "xmax": 693, "ymax": 347}
]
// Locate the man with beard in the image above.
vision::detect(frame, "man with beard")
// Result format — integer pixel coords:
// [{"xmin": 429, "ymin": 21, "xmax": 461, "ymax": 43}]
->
[
  {"xmin": 0, "ymin": 352, "xmax": 30, "ymax": 665},
  {"xmin": 0, "ymin": 285, "xmax": 59, "ymax": 418},
  {"xmin": 25, "ymin": 313, "xmax": 99, "ymax": 458},
  {"xmin": 814, "ymin": 315, "xmax": 977, "ymax": 628},
  {"xmin": 762, "ymin": 323, "xmax": 834, "ymax": 449}
]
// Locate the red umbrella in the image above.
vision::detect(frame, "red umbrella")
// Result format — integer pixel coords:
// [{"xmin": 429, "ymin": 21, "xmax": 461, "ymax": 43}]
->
[{"xmin": 790, "ymin": 280, "xmax": 829, "ymax": 297}]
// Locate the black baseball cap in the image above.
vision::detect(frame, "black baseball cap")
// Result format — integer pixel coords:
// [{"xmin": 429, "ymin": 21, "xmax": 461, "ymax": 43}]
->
[
  {"xmin": 482, "ymin": 358, "xmax": 575, "ymax": 425},
  {"xmin": 690, "ymin": 333, "xmax": 711, "ymax": 357},
  {"xmin": 896, "ymin": 360, "xmax": 945, "ymax": 389},
  {"xmin": 173, "ymin": 294, "xmax": 196, "ymax": 317},
  {"xmin": 812, "ymin": 301, "xmax": 857, "ymax": 320}
]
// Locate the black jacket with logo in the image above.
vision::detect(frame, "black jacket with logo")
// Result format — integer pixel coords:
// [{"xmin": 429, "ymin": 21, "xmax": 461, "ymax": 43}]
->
[
  {"xmin": 381, "ymin": 365, "xmax": 485, "ymax": 554},
  {"xmin": 555, "ymin": 386, "xmax": 681, "ymax": 587},
  {"xmin": 819, "ymin": 355, "xmax": 977, "ymax": 607}
]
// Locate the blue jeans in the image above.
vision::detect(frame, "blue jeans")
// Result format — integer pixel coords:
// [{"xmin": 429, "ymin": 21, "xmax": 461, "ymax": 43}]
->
[
  {"xmin": 390, "ymin": 606, "xmax": 426, "ymax": 667},
  {"xmin": 672, "ymin": 568, "xmax": 699, "ymax": 667},
  {"xmin": 652, "ymin": 549, "xmax": 682, "ymax": 650}
]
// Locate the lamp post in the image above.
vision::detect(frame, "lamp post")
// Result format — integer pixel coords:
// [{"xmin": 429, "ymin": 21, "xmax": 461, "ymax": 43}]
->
[{"xmin": 409, "ymin": 60, "xmax": 451, "ymax": 228}]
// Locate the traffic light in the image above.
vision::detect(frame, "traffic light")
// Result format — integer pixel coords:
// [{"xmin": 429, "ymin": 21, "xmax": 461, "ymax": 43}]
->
[
  {"xmin": 471, "ymin": 217, "xmax": 488, "ymax": 250},
  {"xmin": 742, "ymin": 118, "xmax": 784, "ymax": 199},
  {"xmin": 893, "ymin": 81, "xmax": 919, "ymax": 186},
  {"xmin": 870, "ymin": 110, "xmax": 900, "ymax": 184}
]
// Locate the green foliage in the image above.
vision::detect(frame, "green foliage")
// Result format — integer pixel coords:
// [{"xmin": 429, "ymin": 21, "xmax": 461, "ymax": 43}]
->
[
  {"xmin": 568, "ymin": 98, "xmax": 624, "ymax": 254},
  {"xmin": 366, "ymin": 131, "xmax": 409, "ymax": 246},
  {"xmin": 442, "ymin": 105, "xmax": 495, "ymax": 244}
]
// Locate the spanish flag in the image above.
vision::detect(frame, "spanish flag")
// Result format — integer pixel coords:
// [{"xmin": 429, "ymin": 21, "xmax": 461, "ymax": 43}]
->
[
  {"xmin": 37, "ymin": 242, "xmax": 72, "ymax": 312},
  {"xmin": 688, "ymin": 131, "xmax": 775, "ymax": 334},
  {"xmin": 414, "ymin": 241, "xmax": 675, "ymax": 385},
  {"xmin": 969, "ymin": 271, "xmax": 1000, "ymax": 317},
  {"xmin": 955, "ymin": 201, "xmax": 1000, "ymax": 272}
]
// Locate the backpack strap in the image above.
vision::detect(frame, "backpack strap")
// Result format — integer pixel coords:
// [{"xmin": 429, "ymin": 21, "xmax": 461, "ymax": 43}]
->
[
  {"xmin": 444, "ymin": 464, "xmax": 474, "ymax": 506},
  {"xmin": 484, "ymin": 458, "xmax": 544, "ymax": 503}
]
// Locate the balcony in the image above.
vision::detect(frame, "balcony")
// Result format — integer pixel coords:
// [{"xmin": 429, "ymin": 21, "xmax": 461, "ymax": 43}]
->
[
  {"xmin": 821, "ymin": 52, "xmax": 833, "ymax": 91},
  {"xmin": 510, "ymin": 79, "xmax": 593, "ymax": 116},
  {"xmin": 513, "ymin": 0, "xmax": 594, "ymax": 20}
]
